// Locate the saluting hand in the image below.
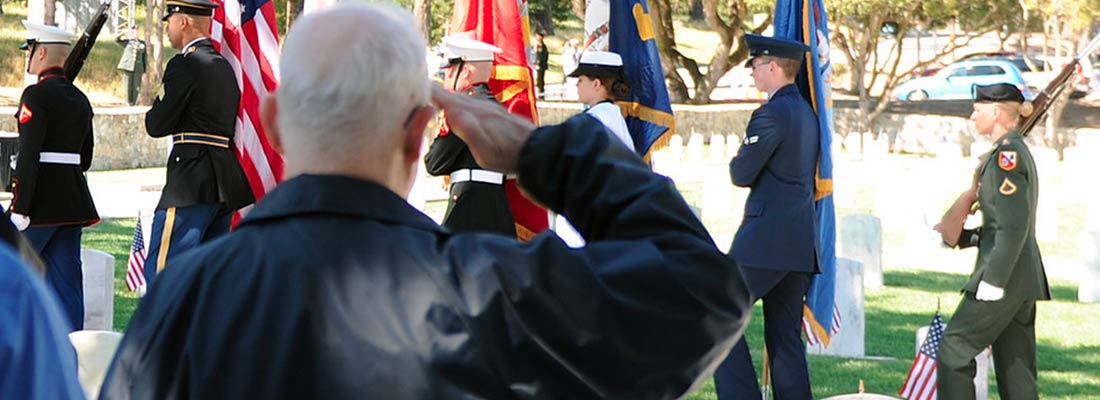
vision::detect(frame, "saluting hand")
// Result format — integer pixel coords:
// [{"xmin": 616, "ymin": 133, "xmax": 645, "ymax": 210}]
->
[{"xmin": 430, "ymin": 85, "xmax": 535, "ymax": 173}]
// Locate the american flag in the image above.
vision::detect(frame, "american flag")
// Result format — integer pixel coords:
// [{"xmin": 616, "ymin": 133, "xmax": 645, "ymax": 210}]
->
[
  {"xmin": 125, "ymin": 217, "xmax": 147, "ymax": 292},
  {"xmin": 210, "ymin": 0, "xmax": 284, "ymax": 208},
  {"xmin": 900, "ymin": 311, "xmax": 946, "ymax": 400},
  {"xmin": 803, "ymin": 304, "xmax": 842, "ymax": 346}
]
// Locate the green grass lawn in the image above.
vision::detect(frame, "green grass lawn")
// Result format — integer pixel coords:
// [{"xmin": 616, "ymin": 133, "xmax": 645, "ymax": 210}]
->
[{"xmin": 82, "ymin": 217, "xmax": 1100, "ymax": 398}]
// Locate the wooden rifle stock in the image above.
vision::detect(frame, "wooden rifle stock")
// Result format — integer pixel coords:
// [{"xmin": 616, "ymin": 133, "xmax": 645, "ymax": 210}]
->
[{"xmin": 63, "ymin": 0, "xmax": 113, "ymax": 82}]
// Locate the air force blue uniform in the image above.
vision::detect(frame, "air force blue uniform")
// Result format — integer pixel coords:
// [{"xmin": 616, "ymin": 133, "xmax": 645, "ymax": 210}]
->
[{"xmin": 713, "ymin": 33, "xmax": 821, "ymax": 400}]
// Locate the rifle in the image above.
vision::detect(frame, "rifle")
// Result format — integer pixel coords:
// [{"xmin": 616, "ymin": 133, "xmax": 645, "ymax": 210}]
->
[
  {"xmin": 63, "ymin": 0, "xmax": 113, "ymax": 82},
  {"xmin": 935, "ymin": 32, "xmax": 1100, "ymax": 246},
  {"xmin": 1018, "ymin": 32, "xmax": 1100, "ymax": 135}
]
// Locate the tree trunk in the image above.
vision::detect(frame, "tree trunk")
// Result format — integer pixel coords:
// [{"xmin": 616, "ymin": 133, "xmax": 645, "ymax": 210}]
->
[
  {"xmin": 650, "ymin": 0, "xmax": 688, "ymax": 102},
  {"xmin": 287, "ymin": 0, "xmax": 305, "ymax": 34},
  {"xmin": 414, "ymin": 0, "xmax": 431, "ymax": 43},
  {"xmin": 44, "ymin": 0, "xmax": 56, "ymax": 25},
  {"xmin": 689, "ymin": 0, "xmax": 704, "ymax": 21},
  {"xmin": 141, "ymin": 0, "xmax": 166, "ymax": 106},
  {"xmin": 571, "ymin": 0, "xmax": 585, "ymax": 20}
]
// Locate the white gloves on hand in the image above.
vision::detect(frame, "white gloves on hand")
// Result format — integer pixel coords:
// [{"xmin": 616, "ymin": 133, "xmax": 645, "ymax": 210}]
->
[
  {"xmin": 9, "ymin": 213, "xmax": 30, "ymax": 231},
  {"xmin": 976, "ymin": 281, "xmax": 1004, "ymax": 301}
]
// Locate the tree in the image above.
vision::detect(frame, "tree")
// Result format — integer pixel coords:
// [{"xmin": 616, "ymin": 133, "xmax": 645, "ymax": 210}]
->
[
  {"xmin": 828, "ymin": 0, "xmax": 1019, "ymax": 149},
  {"xmin": 1020, "ymin": 0, "xmax": 1100, "ymax": 159},
  {"xmin": 414, "ymin": 0, "xmax": 431, "ymax": 42},
  {"xmin": 141, "ymin": 0, "xmax": 167, "ymax": 105},
  {"xmin": 650, "ymin": 0, "xmax": 772, "ymax": 104}
]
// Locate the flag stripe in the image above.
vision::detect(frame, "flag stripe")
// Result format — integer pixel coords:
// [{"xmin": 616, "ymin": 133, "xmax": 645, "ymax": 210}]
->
[
  {"xmin": 125, "ymin": 217, "xmax": 147, "ymax": 292},
  {"xmin": 212, "ymin": 0, "xmax": 283, "ymax": 211},
  {"xmin": 900, "ymin": 311, "xmax": 944, "ymax": 400}
]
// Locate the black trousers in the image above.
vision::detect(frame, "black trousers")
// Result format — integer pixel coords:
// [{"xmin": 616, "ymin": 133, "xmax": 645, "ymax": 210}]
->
[{"xmin": 713, "ymin": 267, "xmax": 812, "ymax": 400}]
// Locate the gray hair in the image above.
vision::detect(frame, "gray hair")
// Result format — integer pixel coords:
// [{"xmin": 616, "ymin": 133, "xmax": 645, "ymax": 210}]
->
[{"xmin": 277, "ymin": 3, "xmax": 430, "ymax": 163}]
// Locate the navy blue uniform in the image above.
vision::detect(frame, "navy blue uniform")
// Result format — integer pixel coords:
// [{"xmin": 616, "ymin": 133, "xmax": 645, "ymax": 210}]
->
[
  {"xmin": 715, "ymin": 83, "xmax": 820, "ymax": 400},
  {"xmin": 100, "ymin": 115, "xmax": 752, "ymax": 399},
  {"xmin": 143, "ymin": 38, "xmax": 254, "ymax": 285},
  {"xmin": 12, "ymin": 67, "xmax": 99, "ymax": 330}
]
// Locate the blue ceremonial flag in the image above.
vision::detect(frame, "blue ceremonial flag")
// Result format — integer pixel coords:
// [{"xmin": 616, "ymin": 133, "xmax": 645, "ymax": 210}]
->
[
  {"xmin": 774, "ymin": 0, "xmax": 839, "ymax": 346},
  {"xmin": 608, "ymin": 0, "xmax": 675, "ymax": 160}
]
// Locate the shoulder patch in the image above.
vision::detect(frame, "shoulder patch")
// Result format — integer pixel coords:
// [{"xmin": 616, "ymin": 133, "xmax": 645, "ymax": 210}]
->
[
  {"xmin": 999, "ymin": 177, "xmax": 1018, "ymax": 195},
  {"xmin": 742, "ymin": 135, "xmax": 759, "ymax": 145},
  {"xmin": 998, "ymin": 151, "xmax": 1017, "ymax": 171},
  {"xmin": 18, "ymin": 103, "xmax": 32, "ymax": 124}
]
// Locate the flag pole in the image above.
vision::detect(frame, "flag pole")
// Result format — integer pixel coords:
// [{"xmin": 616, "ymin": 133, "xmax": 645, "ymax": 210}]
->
[{"xmin": 761, "ymin": 347, "xmax": 771, "ymax": 399}]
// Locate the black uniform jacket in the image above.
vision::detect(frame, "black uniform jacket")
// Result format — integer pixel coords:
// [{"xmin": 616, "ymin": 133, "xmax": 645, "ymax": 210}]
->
[
  {"xmin": 147, "ymin": 38, "xmax": 254, "ymax": 211},
  {"xmin": 100, "ymin": 115, "xmax": 752, "ymax": 399},
  {"xmin": 11, "ymin": 67, "xmax": 98, "ymax": 226},
  {"xmin": 424, "ymin": 83, "xmax": 515, "ymax": 236}
]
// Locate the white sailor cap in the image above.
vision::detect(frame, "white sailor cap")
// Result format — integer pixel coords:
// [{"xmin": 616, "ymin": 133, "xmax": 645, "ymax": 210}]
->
[
  {"xmin": 20, "ymin": 20, "xmax": 76, "ymax": 50},
  {"xmin": 442, "ymin": 35, "xmax": 501, "ymax": 65},
  {"xmin": 568, "ymin": 51, "xmax": 623, "ymax": 77}
]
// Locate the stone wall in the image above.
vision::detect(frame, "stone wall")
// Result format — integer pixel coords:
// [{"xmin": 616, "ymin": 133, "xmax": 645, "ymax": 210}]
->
[
  {"xmin": 0, "ymin": 101, "xmax": 1089, "ymax": 171},
  {"xmin": 1, "ymin": 106, "xmax": 169, "ymax": 171}
]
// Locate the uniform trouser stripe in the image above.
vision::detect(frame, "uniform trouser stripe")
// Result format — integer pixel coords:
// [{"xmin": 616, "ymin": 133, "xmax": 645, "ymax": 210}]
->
[{"xmin": 157, "ymin": 207, "xmax": 177, "ymax": 272}]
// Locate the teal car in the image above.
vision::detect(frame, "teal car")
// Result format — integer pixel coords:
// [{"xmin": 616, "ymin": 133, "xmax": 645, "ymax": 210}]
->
[{"xmin": 895, "ymin": 59, "xmax": 1031, "ymax": 101}]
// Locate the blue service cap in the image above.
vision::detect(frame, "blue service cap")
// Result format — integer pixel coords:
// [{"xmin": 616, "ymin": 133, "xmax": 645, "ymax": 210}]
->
[{"xmin": 743, "ymin": 34, "xmax": 810, "ymax": 67}]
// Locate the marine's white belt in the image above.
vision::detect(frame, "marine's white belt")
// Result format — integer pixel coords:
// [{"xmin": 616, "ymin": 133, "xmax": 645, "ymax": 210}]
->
[
  {"xmin": 39, "ymin": 152, "xmax": 81, "ymax": 165},
  {"xmin": 451, "ymin": 169, "xmax": 504, "ymax": 185}
]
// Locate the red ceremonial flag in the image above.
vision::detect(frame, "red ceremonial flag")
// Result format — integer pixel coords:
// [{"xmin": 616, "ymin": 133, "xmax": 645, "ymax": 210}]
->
[
  {"xmin": 451, "ymin": 0, "xmax": 549, "ymax": 241},
  {"xmin": 211, "ymin": 0, "xmax": 284, "ymax": 217}
]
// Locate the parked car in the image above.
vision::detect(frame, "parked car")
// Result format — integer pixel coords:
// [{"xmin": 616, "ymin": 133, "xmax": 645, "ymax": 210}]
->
[{"xmin": 894, "ymin": 59, "xmax": 1031, "ymax": 101}]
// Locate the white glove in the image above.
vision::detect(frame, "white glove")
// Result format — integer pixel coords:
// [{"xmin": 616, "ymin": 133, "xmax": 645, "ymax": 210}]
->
[
  {"xmin": 9, "ymin": 213, "xmax": 30, "ymax": 231},
  {"xmin": 976, "ymin": 281, "xmax": 1004, "ymax": 301}
]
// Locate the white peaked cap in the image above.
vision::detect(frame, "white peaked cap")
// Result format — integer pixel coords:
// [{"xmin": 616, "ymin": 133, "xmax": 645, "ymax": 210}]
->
[
  {"xmin": 22, "ymin": 20, "xmax": 76, "ymax": 45},
  {"xmin": 442, "ymin": 35, "xmax": 502, "ymax": 63}
]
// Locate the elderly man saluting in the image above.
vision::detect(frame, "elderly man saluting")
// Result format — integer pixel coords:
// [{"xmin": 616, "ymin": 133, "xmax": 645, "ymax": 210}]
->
[{"xmin": 100, "ymin": 3, "xmax": 754, "ymax": 399}]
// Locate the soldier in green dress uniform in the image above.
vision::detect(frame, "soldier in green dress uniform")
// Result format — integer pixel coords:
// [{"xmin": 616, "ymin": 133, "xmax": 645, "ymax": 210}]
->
[{"xmin": 934, "ymin": 83, "xmax": 1051, "ymax": 399}]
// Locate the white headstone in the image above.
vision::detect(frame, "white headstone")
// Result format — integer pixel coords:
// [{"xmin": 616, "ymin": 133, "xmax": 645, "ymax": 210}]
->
[
  {"xmin": 669, "ymin": 135, "xmax": 684, "ymax": 162},
  {"xmin": 916, "ymin": 326, "xmax": 991, "ymax": 400},
  {"xmin": 81, "ymin": 249, "xmax": 115, "ymax": 331},
  {"xmin": 709, "ymin": 134, "xmax": 726, "ymax": 161},
  {"xmin": 1076, "ymin": 130, "xmax": 1100, "ymax": 230},
  {"xmin": 686, "ymin": 132, "xmax": 705, "ymax": 161},
  {"xmin": 1029, "ymin": 146, "xmax": 1059, "ymax": 242},
  {"xmin": 1079, "ymin": 229, "xmax": 1100, "ymax": 303},
  {"xmin": 808, "ymin": 257, "xmax": 864, "ymax": 357},
  {"xmin": 820, "ymin": 394, "xmax": 899, "ymax": 400},
  {"xmin": 69, "ymin": 330, "xmax": 124, "ymax": 400},
  {"xmin": 727, "ymin": 135, "xmax": 741, "ymax": 158},
  {"xmin": 841, "ymin": 214, "xmax": 883, "ymax": 288}
]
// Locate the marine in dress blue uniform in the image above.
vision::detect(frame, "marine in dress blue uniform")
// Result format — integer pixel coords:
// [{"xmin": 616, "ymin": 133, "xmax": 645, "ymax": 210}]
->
[
  {"xmin": 11, "ymin": 21, "xmax": 100, "ymax": 331},
  {"xmin": 713, "ymin": 34, "xmax": 820, "ymax": 400},
  {"xmin": 143, "ymin": 0, "xmax": 255, "ymax": 285},
  {"xmin": 424, "ymin": 36, "xmax": 516, "ymax": 236}
]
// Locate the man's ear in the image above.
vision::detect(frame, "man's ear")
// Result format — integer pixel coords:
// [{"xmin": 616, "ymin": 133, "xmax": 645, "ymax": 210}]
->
[
  {"xmin": 260, "ymin": 93, "xmax": 283, "ymax": 156},
  {"xmin": 403, "ymin": 104, "xmax": 435, "ymax": 162}
]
